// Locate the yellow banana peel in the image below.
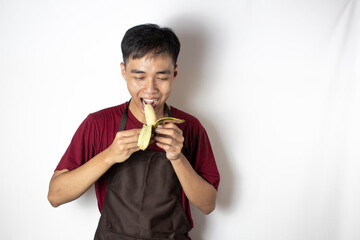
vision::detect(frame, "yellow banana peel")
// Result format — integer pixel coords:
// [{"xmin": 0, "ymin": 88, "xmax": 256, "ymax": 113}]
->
[{"xmin": 137, "ymin": 104, "xmax": 185, "ymax": 150}]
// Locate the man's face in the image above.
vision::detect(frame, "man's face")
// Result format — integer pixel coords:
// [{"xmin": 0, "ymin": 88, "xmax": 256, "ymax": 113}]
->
[{"xmin": 121, "ymin": 54, "xmax": 177, "ymax": 122}]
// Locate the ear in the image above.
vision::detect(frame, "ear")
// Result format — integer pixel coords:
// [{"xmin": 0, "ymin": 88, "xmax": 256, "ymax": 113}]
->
[
  {"xmin": 173, "ymin": 64, "xmax": 178, "ymax": 78},
  {"xmin": 120, "ymin": 62, "xmax": 126, "ymax": 80}
]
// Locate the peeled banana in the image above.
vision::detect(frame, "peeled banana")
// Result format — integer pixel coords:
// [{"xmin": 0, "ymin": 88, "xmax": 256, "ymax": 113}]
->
[
  {"xmin": 137, "ymin": 104, "xmax": 185, "ymax": 150},
  {"xmin": 144, "ymin": 104, "xmax": 157, "ymax": 126}
]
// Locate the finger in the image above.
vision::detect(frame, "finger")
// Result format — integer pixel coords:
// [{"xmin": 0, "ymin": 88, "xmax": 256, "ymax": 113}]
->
[
  {"xmin": 121, "ymin": 144, "xmax": 140, "ymax": 153},
  {"xmin": 128, "ymin": 145, "xmax": 140, "ymax": 153},
  {"xmin": 117, "ymin": 128, "xmax": 141, "ymax": 137},
  {"xmin": 155, "ymin": 126, "xmax": 182, "ymax": 137},
  {"xmin": 156, "ymin": 141, "xmax": 173, "ymax": 151},
  {"xmin": 155, "ymin": 141, "xmax": 180, "ymax": 154},
  {"xmin": 115, "ymin": 136, "xmax": 139, "ymax": 148},
  {"xmin": 158, "ymin": 122, "xmax": 180, "ymax": 130},
  {"xmin": 155, "ymin": 135, "xmax": 183, "ymax": 147},
  {"xmin": 117, "ymin": 131, "xmax": 141, "ymax": 142},
  {"xmin": 156, "ymin": 133, "xmax": 184, "ymax": 146},
  {"xmin": 114, "ymin": 139, "xmax": 139, "ymax": 153},
  {"xmin": 125, "ymin": 141, "xmax": 140, "ymax": 150},
  {"xmin": 126, "ymin": 134, "xmax": 141, "ymax": 143}
]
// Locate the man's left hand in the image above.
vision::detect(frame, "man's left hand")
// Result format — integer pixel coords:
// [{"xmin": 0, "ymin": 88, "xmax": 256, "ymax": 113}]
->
[{"xmin": 154, "ymin": 123, "xmax": 184, "ymax": 161}]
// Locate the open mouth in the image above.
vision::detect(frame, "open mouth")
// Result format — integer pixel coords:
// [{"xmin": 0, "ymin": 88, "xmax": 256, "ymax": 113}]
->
[{"xmin": 141, "ymin": 98, "xmax": 159, "ymax": 108}]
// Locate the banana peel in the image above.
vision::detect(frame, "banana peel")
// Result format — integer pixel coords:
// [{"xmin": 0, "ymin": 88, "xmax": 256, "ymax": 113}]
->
[{"xmin": 137, "ymin": 104, "xmax": 185, "ymax": 150}]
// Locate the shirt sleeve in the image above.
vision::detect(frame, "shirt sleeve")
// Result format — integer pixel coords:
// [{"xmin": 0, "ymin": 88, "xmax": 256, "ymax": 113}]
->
[
  {"xmin": 190, "ymin": 122, "xmax": 220, "ymax": 190},
  {"xmin": 55, "ymin": 114, "xmax": 99, "ymax": 171}
]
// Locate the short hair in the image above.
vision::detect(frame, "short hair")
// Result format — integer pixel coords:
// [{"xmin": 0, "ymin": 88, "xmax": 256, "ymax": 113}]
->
[{"xmin": 121, "ymin": 24, "xmax": 181, "ymax": 66}]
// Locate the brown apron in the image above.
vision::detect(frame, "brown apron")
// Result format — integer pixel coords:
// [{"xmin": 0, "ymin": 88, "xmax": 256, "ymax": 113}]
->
[{"xmin": 94, "ymin": 102, "xmax": 191, "ymax": 240}]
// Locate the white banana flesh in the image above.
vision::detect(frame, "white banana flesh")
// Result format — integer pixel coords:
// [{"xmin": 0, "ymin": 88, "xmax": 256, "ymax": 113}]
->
[{"xmin": 137, "ymin": 104, "xmax": 185, "ymax": 150}]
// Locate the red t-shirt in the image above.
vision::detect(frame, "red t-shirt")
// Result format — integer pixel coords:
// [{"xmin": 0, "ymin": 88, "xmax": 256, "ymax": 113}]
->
[{"xmin": 55, "ymin": 102, "xmax": 220, "ymax": 228}]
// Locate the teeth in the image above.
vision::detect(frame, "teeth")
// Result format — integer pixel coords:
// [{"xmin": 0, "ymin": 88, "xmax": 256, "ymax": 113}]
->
[{"xmin": 142, "ymin": 98, "xmax": 158, "ymax": 106}]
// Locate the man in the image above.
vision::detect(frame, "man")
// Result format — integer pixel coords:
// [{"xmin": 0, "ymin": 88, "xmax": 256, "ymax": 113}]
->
[{"xmin": 48, "ymin": 24, "xmax": 220, "ymax": 240}]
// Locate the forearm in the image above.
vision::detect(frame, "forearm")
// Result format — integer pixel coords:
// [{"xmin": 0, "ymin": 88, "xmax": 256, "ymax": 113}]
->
[
  {"xmin": 171, "ymin": 154, "xmax": 217, "ymax": 215},
  {"xmin": 48, "ymin": 149, "xmax": 114, "ymax": 207}
]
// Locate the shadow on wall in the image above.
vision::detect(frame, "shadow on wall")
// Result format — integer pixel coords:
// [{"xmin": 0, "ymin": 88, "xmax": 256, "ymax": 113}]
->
[
  {"xmin": 168, "ymin": 18, "xmax": 207, "ymax": 114},
  {"xmin": 167, "ymin": 17, "xmax": 236, "ymax": 239}
]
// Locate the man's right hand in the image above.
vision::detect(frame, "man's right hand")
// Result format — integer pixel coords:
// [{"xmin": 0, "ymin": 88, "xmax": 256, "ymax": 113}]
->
[
  {"xmin": 106, "ymin": 128, "xmax": 141, "ymax": 164},
  {"xmin": 48, "ymin": 128, "xmax": 141, "ymax": 207}
]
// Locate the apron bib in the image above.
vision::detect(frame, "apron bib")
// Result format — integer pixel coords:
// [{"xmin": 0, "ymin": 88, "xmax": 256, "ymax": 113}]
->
[{"xmin": 94, "ymin": 102, "xmax": 191, "ymax": 240}]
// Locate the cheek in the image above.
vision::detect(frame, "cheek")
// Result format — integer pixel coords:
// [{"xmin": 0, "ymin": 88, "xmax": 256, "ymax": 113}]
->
[
  {"xmin": 161, "ymin": 82, "xmax": 173, "ymax": 96},
  {"xmin": 127, "ymin": 80, "xmax": 142, "ymax": 92}
]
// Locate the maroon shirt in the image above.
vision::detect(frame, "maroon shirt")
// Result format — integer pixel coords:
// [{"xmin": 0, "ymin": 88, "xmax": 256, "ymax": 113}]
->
[{"xmin": 55, "ymin": 102, "xmax": 220, "ymax": 227}]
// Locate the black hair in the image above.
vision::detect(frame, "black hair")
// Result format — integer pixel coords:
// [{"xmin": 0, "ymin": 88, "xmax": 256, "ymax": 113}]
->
[{"xmin": 121, "ymin": 24, "xmax": 180, "ymax": 66}]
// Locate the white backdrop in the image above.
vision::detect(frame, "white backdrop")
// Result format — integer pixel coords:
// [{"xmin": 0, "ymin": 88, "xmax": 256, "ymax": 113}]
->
[{"xmin": 1, "ymin": 0, "xmax": 359, "ymax": 239}]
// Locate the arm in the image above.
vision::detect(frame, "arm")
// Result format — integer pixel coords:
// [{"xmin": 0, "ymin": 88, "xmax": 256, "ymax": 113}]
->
[
  {"xmin": 48, "ymin": 149, "xmax": 113, "ymax": 207},
  {"xmin": 155, "ymin": 124, "xmax": 217, "ymax": 215},
  {"xmin": 48, "ymin": 129, "xmax": 141, "ymax": 207},
  {"xmin": 171, "ymin": 154, "xmax": 217, "ymax": 214}
]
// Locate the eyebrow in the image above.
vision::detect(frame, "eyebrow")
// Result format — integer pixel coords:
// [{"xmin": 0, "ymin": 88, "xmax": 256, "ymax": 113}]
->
[
  {"xmin": 156, "ymin": 70, "xmax": 171, "ymax": 74},
  {"xmin": 130, "ymin": 69, "xmax": 145, "ymax": 74},
  {"xmin": 130, "ymin": 69, "xmax": 171, "ymax": 74}
]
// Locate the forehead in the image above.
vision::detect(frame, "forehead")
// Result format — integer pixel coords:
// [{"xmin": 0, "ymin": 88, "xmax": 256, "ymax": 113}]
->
[{"xmin": 126, "ymin": 53, "xmax": 175, "ymax": 70}]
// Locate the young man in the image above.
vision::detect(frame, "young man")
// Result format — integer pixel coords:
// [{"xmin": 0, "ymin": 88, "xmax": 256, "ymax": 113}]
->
[{"xmin": 48, "ymin": 24, "xmax": 220, "ymax": 240}]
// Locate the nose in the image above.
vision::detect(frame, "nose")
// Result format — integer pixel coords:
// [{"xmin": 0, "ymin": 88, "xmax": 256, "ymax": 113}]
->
[{"xmin": 144, "ymin": 78, "xmax": 157, "ymax": 93}]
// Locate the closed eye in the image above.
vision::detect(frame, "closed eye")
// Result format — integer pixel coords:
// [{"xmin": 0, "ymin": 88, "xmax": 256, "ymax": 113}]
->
[{"xmin": 133, "ymin": 76, "xmax": 145, "ymax": 80}]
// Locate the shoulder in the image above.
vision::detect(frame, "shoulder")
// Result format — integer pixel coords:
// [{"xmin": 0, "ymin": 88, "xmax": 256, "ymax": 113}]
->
[
  {"xmin": 170, "ymin": 106, "xmax": 200, "ymax": 124},
  {"xmin": 170, "ymin": 106, "xmax": 205, "ymax": 133},
  {"xmin": 81, "ymin": 102, "xmax": 127, "ymax": 133},
  {"xmin": 86, "ymin": 102, "xmax": 128, "ymax": 126},
  {"xmin": 89, "ymin": 103, "xmax": 127, "ymax": 120}
]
